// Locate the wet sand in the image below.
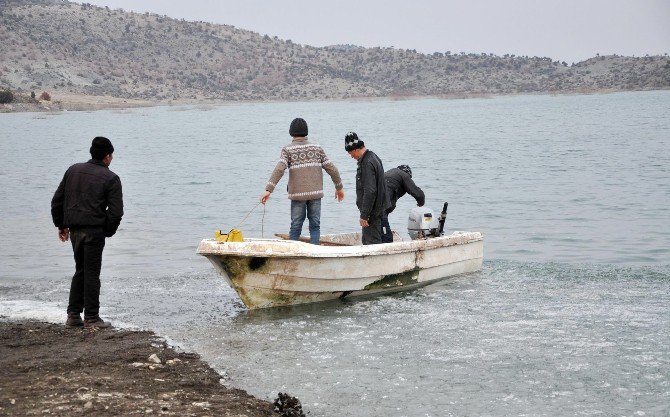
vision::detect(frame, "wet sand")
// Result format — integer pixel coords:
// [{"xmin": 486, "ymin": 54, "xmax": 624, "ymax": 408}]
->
[{"xmin": 0, "ymin": 320, "xmax": 301, "ymax": 416}]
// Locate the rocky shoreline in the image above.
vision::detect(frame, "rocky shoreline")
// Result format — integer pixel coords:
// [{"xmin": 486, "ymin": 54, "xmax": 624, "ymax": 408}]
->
[
  {"xmin": 2, "ymin": 88, "xmax": 666, "ymax": 114},
  {"xmin": 0, "ymin": 320, "xmax": 303, "ymax": 416},
  {"xmin": 0, "ymin": 93, "xmax": 160, "ymax": 113}
]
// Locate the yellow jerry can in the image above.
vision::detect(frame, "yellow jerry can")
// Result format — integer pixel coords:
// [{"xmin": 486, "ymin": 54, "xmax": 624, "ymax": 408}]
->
[{"xmin": 215, "ymin": 229, "xmax": 244, "ymax": 242}]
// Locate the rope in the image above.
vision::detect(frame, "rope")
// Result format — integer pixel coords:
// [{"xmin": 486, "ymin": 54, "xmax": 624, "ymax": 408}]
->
[
  {"xmin": 232, "ymin": 201, "xmax": 267, "ymax": 238},
  {"xmin": 234, "ymin": 201, "xmax": 262, "ymax": 230},
  {"xmin": 262, "ymin": 203, "xmax": 266, "ymax": 238}
]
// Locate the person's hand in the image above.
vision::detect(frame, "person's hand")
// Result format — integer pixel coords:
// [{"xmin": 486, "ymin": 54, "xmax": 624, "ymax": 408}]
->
[
  {"xmin": 359, "ymin": 218, "xmax": 369, "ymax": 228},
  {"xmin": 58, "ymin": 228, "xmax": 69, "ymax": 242},
  {"xmin": 335, "ymin": 189, "xmax": 344, "ymax": 202},
  {"xmin": 260, "ymin": 190, "xmax": 271, "ymax": 204}
]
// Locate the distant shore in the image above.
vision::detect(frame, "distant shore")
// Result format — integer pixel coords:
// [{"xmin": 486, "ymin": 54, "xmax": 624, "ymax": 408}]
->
[
  {"xmin": 0, "ymin": 320, "xmax": 289, "ymax": 416},
  {"xmin": 0, "ymin": 93, "xmax": 163, "ymax": 113},
  {"xmin": 2, "ymin": 88, "xmax": 665, "ymax": 114}
]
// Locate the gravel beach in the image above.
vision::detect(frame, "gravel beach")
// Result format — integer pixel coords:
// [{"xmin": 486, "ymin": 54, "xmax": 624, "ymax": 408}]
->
[{"xmin": 0, "ymin": 320, "xmax": 287, "ymax": 416}]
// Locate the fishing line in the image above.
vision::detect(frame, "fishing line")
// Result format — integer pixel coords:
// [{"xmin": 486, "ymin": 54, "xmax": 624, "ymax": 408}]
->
[
  {"xmin": 262, "ymin": 203, "xmax": 266, "ymax": 238},
  {"xmin": 233, "ymin": 201, "xmax": 267, "ymax": 238},
  {"xmin": 234, "ymin": 201, "xmax": 261, "ymax": 230}
]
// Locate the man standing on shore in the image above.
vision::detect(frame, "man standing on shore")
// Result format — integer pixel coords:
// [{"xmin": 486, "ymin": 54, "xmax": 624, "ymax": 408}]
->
[
  {"xmin": 51, "ymin": 136, "xmax": 123, "ymax": 328},
  {"xmin": 345, "ymin": 132, "xmax": 388, "ymax": 245}
]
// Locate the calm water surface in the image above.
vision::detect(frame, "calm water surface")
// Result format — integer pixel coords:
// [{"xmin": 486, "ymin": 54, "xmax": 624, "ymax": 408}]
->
[{"xmin": 1, "ymin": 91, "xmax": 669, "ymax": 416}]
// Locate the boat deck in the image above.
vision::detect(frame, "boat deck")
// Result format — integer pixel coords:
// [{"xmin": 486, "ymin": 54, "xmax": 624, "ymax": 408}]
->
[{"xmin": 197, "ymin": 231, "xmax": 484, "ymax": 258}]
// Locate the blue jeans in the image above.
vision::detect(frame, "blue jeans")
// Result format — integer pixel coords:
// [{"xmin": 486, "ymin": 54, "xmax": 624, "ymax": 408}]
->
[{"xmin": 290, "ymin": 199, "xmax": 321, "ymax": 245}]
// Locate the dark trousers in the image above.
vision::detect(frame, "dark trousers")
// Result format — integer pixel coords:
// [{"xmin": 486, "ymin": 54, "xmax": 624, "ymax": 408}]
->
[
  {"xmin": 68, "ymin": 227, "xmax": 106, "ymax": 319},
  {"xmin": 381, "ymin": 215, "xmax": 393, "ymax": 243},
  {"xmin": 362, "ymin": 216, "xmax": 383, "ymax": 245}
]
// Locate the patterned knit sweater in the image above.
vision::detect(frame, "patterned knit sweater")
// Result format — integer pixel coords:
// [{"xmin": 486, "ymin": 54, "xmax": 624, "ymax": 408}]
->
[{"xmin": 266, "ymin": 137, "xmax": 343, "ymax": 201}]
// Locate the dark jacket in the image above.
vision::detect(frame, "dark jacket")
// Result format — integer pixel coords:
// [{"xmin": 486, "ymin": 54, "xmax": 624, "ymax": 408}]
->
[
  {"xmin": 51, "ymin": 159, "xmax": 124, "ymax": 237},
  {"xmin": 356, "ymin": 150, "xmax": 388, "ymax": 220},
  {"xmin": 385, "ymin": 167, "xmax": 425, "ymax": 214}
]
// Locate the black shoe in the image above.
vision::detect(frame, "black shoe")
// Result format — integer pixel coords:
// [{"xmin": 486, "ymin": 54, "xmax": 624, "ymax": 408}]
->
[
  {"xmin": 66, "ymin": 313, "xmax": 84, "ymax": 327},
  {"xmin": 84, "ymin": 316, "xmax": 111, "ymax": 328}
]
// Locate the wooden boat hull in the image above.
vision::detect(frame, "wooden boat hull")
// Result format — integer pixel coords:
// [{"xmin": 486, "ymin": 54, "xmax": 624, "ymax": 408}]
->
[{"xmin": 197, "ymin": 231, "xmax": 483, "ymax": 309}]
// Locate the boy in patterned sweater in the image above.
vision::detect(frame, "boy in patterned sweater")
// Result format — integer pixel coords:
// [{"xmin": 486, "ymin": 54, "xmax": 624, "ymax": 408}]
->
[{"xmin": 260, "ymin": 118, "xmax": 345, "ymax": 245}]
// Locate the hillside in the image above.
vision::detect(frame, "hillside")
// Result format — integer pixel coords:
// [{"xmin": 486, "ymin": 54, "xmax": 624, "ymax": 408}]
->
[{"xmin": 1, "ymin": 0, "xmax": 669, "ymax": 105}]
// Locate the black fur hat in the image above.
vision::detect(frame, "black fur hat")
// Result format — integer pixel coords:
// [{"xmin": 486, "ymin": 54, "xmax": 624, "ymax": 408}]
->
[{"xmin": 397, "ymin": 165, "xmax": 412, "ymax": 177}]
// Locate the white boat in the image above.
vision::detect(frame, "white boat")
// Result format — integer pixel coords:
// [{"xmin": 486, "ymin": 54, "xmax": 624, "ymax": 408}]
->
[{"xmin": 196, "ymin": 230, "xmax": 484, "ymax": 309}]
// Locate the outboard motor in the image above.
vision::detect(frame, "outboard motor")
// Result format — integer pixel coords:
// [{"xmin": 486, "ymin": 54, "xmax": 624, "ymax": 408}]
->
[{"xmin": 408, "ymin": 202, "xmax": 448, "ymax": 239}]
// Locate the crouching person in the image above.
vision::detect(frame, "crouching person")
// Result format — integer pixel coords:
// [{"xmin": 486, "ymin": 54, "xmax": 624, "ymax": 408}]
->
[{"xmin": 382, "ymin": 165, "xmax": 425, "ymax": 243}]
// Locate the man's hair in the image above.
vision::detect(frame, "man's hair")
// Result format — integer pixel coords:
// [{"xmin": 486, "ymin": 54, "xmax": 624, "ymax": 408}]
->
[{"xmin": 90, "ymin": 136, "xmax": 114, "ymax": 160}]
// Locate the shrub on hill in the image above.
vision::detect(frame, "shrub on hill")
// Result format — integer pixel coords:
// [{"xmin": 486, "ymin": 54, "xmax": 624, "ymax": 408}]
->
[{"xmin": 0, "ymin": 89, "xmax": 14, "ymax": 104}]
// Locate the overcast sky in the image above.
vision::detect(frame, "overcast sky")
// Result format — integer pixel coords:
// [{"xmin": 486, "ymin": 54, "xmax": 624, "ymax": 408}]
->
[{"xmin": 84, "ymin": 0, "xmax": 670, "ymax": 63}]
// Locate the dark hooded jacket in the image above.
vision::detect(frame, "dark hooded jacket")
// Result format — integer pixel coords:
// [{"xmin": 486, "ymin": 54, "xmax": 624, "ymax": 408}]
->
[
  {"xmin": 385, "ymin": 167, "xmax": 425, "ymax": 214},
  {"xmin": 355, "ymin": 150, "xmax": 388, "ymax": 220},
  {"xmin": 51, "ymin": 159, "xmax": 124, "ymax": 237}
]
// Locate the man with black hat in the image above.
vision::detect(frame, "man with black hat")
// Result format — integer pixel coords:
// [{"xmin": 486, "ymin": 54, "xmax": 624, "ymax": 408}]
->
[
  {"xmin": 261, "ymin": 118, "xmax": 344, "ymax": 245},
  {"xmin": 345, "ymin": 132, "xmax": 388, "ymax": 245},
  {"xmin": 51, "ymin": 136, "xmax": 123, "ymax": 328},
  {"xmin": 381, "ymin": 164, "xmax": 425, "ymax": 243}
]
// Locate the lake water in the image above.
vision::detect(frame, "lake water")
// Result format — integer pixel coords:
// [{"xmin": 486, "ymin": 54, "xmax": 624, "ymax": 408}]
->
[{"xmin": 1, "ymin": 91, "xmax": 669, "ymax": 416}]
